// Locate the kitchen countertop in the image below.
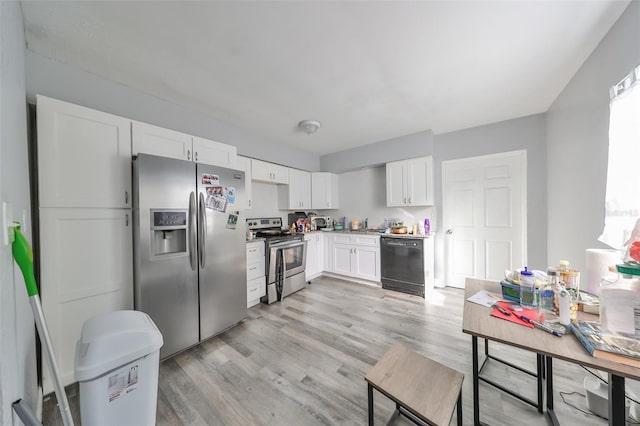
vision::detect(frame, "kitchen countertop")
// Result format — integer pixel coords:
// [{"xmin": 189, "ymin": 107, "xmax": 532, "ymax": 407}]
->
[{"xmin": 304, "ymin": 230, "xmax": 435, "ymax": 238}]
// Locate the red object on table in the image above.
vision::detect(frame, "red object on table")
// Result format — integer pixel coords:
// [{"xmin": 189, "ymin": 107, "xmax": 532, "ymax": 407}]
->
[{"xmin": 491, "ymin": 301, "xmax": 535, "ymax": 328}]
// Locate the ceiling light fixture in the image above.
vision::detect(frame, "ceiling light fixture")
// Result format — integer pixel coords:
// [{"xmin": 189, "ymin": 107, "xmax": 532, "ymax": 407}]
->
[{"xmin": 298, "ymin": 120, "xmax": 321, "ymax": 135}]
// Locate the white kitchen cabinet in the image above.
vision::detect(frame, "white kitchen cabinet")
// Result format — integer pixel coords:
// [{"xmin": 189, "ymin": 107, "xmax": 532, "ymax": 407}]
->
[
  {"xmin": 311, "ymin": 172, "xmax": 340, "ymax": 210},
  {"xmin": 132, "ymin": 121, "xmax": 237, "ymax": 168},
  {"xmin": 278, "ymin": 168, "xmax": 311, "ymax": 210},
  {"xmin": 37, "ymin": 95, "xmax": 132, "ymax": 208},
  {"xmin": 39, "ymin": 208, "xmax": 133, "ymax": 393},
  {"xmin": 236, "ymin": 156, "xmax": 253, "ymax": 209},
  {"xmin": 304, "ymin": 233, "xmax": 325, "ymax": 280},
  {"xmin": 192, "ymin": 136, "xmax": 237, "ymax": 168},
  {"xmin": 251, "ymin": 159, "xmax": 289, "ymax": 184},
  {"xmin": 36, "ymin": 96, "xmax": 134, "ymax": 393},
  {"xmin": 246, "ymin": 241, "xmax": 265, "ymax": 307},
  {"xmin": 386, "ymin": 156, "xmax": 434, "ymax": 207},
  {"xmin": 329, "ymin": 234, "xmax": 380, "ymax": 282}
]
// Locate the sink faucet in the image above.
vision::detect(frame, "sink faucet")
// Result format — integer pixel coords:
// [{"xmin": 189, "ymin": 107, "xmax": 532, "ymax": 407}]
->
[{"xmin": 364, "ymin": 218, "xmax": 368, "ymax": 229}]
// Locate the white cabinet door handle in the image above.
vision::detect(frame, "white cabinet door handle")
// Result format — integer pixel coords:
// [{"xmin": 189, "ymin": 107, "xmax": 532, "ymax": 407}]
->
[
  {"xmin": 187, "ymin": 149, "xmax": 191, "ymax": 161},
  {"xmin": 195, "ymin": 151, "xmax": 199, "ymax": 162}
]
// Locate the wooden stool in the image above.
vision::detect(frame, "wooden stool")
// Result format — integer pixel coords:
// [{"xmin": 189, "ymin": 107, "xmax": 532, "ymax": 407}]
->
[{"xmin": 365, "ymin": 343, "xmax": 464, "ymax": 426}]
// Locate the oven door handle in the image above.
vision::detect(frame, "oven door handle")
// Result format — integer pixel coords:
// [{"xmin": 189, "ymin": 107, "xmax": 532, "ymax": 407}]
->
[
  {"xmin": 270, "ymin": 240, "xmax": 305, "ymax": 250},
  {"xmin": 279, "ymin": 248, "xmax": 287, "ymax": 301}
]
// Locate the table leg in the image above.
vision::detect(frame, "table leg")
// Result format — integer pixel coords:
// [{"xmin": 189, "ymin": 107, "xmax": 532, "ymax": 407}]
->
[
  {"xmin": 537, "ymin": 354, "xmax": 543, "ymax": 413},
  {"xmin": 608, "ymin": 373, "xmax": 625, "ymax": 426},
  {"xmin": 473, "ymin": 335, "xmax": 480, "ymax": 426},
  {"xmin": 368, "ymin": 383, "xmax": 374, "ymax": 426},
  {"xmin": 457, "ymin": 390, "xmax": 463, "ymax": 426},
  {"xmin": 545, "ymin": 356, "xmax": 560, "ymax": 426}
]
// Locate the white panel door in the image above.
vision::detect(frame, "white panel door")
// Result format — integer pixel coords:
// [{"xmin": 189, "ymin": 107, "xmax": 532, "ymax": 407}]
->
[
  {"xmin": 131, "ymin": 120, "xmax": 192, "ymax": 161},
  {"xmin": 39, "ymin": 208, "xmax": 133, "ymax": 393},
  {"xmin": 37, "ymin": 95, "xmax": 132, "ymax": 208},
  {"xmin": 442, "ymin": 150, "xmax": 526, "ymax": 288}
]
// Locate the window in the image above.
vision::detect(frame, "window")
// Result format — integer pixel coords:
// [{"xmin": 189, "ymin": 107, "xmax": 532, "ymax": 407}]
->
[{"xmin": 599, "ymin": 65, "xmax": 640, "ymax": 249}]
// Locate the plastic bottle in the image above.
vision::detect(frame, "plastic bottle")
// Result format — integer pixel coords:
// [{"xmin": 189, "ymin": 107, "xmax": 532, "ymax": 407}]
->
[
  {"xmin": 558, "ymin": 260, "xmax": 580, "ymax": 319},
  {"xmin": 424, "ymin": 218, "xmax": 430, "ymax": 235},
  {"xmin": 519, "ymin": 267, "xmax": 537, "ymax": 308},
  {"xmin": 559, "ymin": 288, "xmax": 571, "ymax": 325},
  {"xmin": 539, "ymin": 268, "xmax": 560, "ymax": 323}
]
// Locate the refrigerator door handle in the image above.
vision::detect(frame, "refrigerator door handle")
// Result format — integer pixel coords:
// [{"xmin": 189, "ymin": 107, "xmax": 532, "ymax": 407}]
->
[
  {"xmin": 188, "ymin": 191, "xmax": 197, "ymax": 271},
  {"xmin": 198, "ymin": 192, "xmax": 207, "ymax": 269}
]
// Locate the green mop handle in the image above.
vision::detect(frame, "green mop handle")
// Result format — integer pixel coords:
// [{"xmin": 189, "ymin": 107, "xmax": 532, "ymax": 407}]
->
[
  {"xmin": 11, "ymin": 225, "xmax": 38, "ymax": 296},
  {"xmin": 11, "ymin": 224, "xmax": 74, "ymax": 426}
]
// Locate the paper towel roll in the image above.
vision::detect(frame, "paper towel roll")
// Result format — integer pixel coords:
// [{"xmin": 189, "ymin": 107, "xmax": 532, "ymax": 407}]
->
[{"xmin": 585, "ymin": 248, "xmax": 621, "ymax": 295}]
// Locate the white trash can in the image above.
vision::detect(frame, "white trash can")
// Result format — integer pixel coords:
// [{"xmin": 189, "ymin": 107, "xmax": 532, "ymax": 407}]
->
[{"xmin": 75, "ymin": 310, "xmax": 163, "ymax": 425}]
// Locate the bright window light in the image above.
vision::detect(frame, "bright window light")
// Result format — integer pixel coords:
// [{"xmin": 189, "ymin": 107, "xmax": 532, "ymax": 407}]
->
[{"xmin": 599, "ymin": 65, "xmax": 640, "ymax": 249}]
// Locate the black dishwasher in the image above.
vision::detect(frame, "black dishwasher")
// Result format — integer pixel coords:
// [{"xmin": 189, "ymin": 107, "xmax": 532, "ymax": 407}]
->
[{"xmin": 380, "ymin": 236, "xmax": 425, "ymax": 297}]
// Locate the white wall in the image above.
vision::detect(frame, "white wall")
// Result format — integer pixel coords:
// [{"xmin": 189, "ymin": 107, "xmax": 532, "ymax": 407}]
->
[
  {"xmin": 327, "ymin": 166, "xmax": 435, "ymax": 232},
  {"xmin": 25, "ymin": 51, "xmax": 320, "ymax": 172},
  {"xmin": 547, "ymin": 1, "xmax": 640, "ymax": 275},
  {"xmin": 434, "ymin": 114, "xmax": 548, "ymax": 276},
  {"xmin": 0, "ymin": 2, "xmax": 37, "ymax": 424},
  {"xmin": 320, "ymin": 129, "xmax": 434, "ymax": 173}
]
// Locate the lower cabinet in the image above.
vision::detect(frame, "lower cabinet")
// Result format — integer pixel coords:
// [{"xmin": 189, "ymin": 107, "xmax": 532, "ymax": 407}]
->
[
  {"xmin": 39, "ymin": 207, "xmax": 133, "ymax": 393},
  {"xmin": 246, "ymin": 241, "xmax": 265, "ymax": 307},
  {"xmin": 329, "ymin": 234, "xmax": 380, "ymax": 282},
  {"xmin": 304, "ymin": 233, "xmax": 325, "ymax": 280}
]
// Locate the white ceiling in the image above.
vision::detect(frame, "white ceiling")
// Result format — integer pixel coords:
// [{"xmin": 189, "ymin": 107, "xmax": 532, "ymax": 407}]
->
[{"xmin": 21, "ymin": 1, "xmax": 629, "ymax": 156}]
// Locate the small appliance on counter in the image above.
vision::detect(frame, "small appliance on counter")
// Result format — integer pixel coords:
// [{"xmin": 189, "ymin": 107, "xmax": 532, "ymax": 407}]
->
[
  {"xmin": 310, "ymin": 215, "xmax": 332, "ymax": 230},
  {"xmin": 287, "ymin": 211, "xmax": 308, "ymax": 228}
]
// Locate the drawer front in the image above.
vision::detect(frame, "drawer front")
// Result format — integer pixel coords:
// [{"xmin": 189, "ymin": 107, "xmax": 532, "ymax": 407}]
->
[
  {"xmin": 247, "ymin": 276, "xmax": 265, "ymax": 302},
  {"xmin": 247, "ymin": 260, "xmax": 265, "ymax": 280},
  {"xmin": 333, "ymin": 234, "xmax": 352, "ymax": 244},
  {"xmin": 352, "ymin": 235, "xmax": 380, "ymax": 247},
  {"xmin": 246, "ymin": 242, "xmax": 265, "ymax": 263}
]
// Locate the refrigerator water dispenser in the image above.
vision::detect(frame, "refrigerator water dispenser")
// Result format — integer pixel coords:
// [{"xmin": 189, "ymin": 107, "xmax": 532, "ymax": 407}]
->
[{"xmin": 151, "ymin": 210, "xmax": 187, "ymax": 257}]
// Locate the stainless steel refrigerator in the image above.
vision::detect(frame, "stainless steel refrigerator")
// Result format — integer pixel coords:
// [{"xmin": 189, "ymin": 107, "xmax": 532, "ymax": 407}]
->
[{"xmin": 133, "ymin": 153, "xmax": 246, "ymax": 359}]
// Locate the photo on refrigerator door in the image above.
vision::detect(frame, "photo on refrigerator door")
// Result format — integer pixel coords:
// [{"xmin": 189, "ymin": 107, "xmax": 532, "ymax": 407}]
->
[{"xmin": 206, "ymin": 186, "xmax": 227, "ymax": 212}]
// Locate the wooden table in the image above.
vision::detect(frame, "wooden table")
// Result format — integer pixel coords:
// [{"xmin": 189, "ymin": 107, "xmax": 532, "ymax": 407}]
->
[
  {"xmin": 365, "ymin": 343, "xmax": 464, "ymax": 426},
  {"xmin": 462, "ymin": 278, "xmax": 640, "ymax": 426}
]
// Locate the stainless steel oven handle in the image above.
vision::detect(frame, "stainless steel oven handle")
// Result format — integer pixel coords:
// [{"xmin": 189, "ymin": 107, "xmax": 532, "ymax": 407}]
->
[
  {"xmin": 386, "ymin": 242, "xmax": 406, "ymax": 246},
  {"xmin": 280, "ymin": 248, "xmax": 287, "ymax": 301},
  {"xmin": 198, "ymin": 192, "xmax": 206, "ymax": 269},
  {"xmin": 270, "ymin": 240, "xmax": 305, "ymax": 250},
  {"xmin": 188, "ymin": 191, "xmax": 197, "ymax": 271}
]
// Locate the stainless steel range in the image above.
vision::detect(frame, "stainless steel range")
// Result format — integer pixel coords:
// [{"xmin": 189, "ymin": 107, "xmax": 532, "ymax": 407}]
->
[{"xmin": 246, "ymin": 217, "xmax": 307, "ymax": 304}]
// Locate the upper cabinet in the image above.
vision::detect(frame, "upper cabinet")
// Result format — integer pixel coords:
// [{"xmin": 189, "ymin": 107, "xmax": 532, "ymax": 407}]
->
[
  {"xmin": 192, "ymin": 136, "xmax": 237, "ymax": 168},
  {"xmin": 386, "ymin": 156, "xmax": 434, "ymax": 207},
  {"xmin": 37, "ymin": 95, "xmax": 132, "ymax": 208},
  {"xmin": 132, "ymin": 121, "xmax": 237, "ymax": 168},
  {"xmin": 236, "ymin": 156, "xmax": 253, "ymax": 210},
  {"xmin": 311, "ymin": 172, "xmax": 339, "ymax": 210},
  {"xmin": 278, "ymin": 168, "xmax": 311, "ymax": 210},
  {"xmin": 251, "ymin": 159, "xmax": 289, "ymax": 184}
]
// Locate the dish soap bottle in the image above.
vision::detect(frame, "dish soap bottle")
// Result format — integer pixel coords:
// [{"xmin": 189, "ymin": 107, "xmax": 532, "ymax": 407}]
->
[{"xmin": 424, "ymin": 218, "xmax": 430, "ymax": 235}]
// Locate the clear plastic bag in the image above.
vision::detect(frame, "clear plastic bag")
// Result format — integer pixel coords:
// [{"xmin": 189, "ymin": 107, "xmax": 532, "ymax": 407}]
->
[{"xmin": 623, "ymin": 217, "xmax": 640, "ymax": 264}]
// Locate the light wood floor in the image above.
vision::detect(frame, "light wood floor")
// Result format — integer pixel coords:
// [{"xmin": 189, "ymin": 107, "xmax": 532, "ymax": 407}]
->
[{"xmin": 44, "ymin": 276, "xmax": 610, "ymax": 425}]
